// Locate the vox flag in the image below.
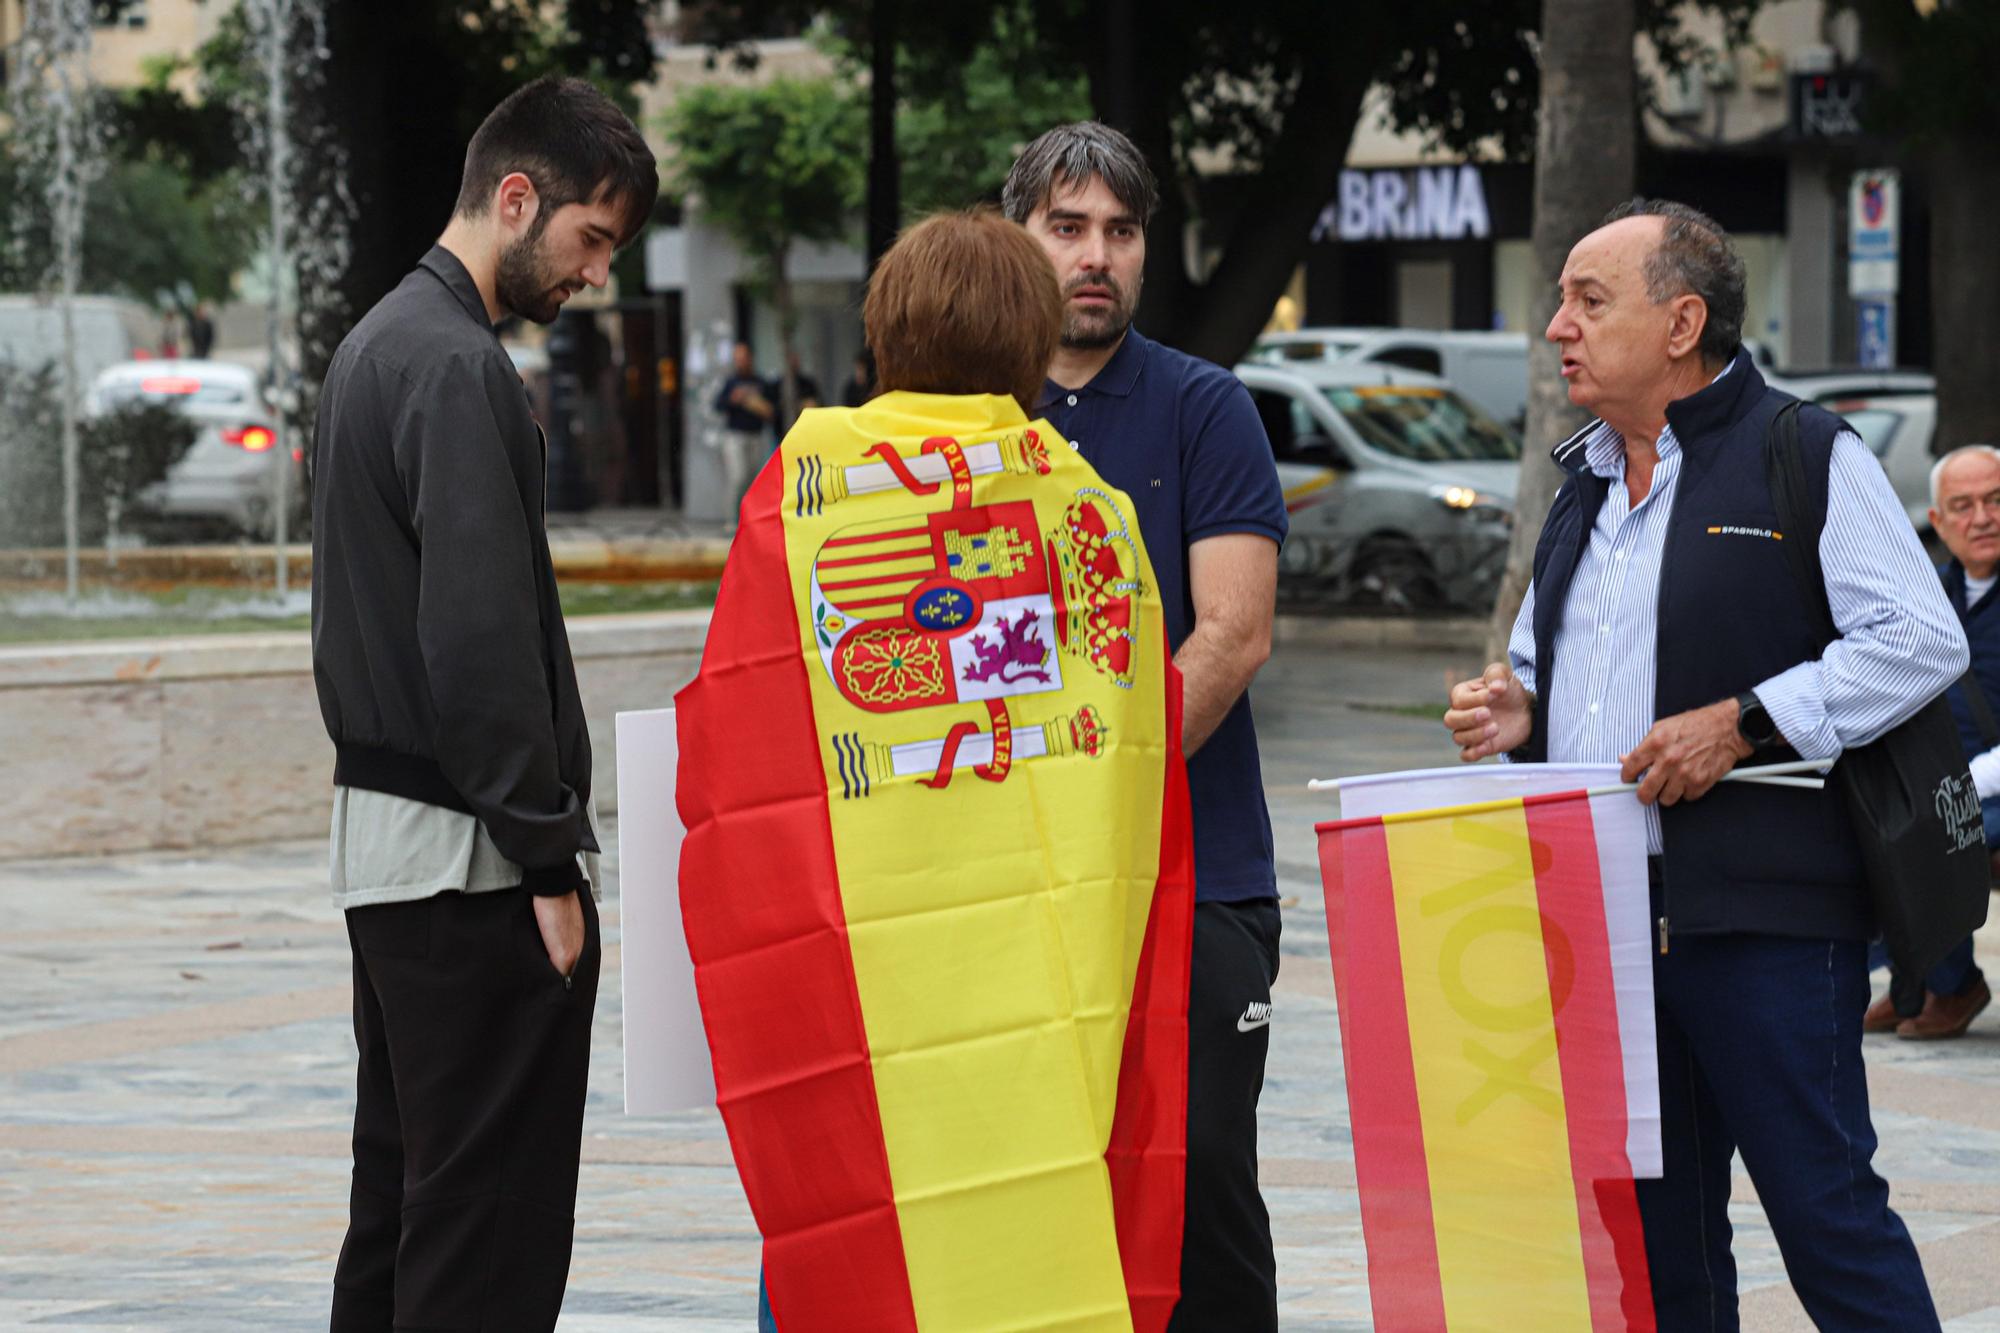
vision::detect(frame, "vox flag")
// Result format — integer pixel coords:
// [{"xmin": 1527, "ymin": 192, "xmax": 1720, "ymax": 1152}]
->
[
  {"xmin": 677, "ymin": 392, "xmax": 1194, "ymax": 1332},
  {"xmin": 1318, "ymin": 783, "xmax": 1657, "ymax": 1331}
]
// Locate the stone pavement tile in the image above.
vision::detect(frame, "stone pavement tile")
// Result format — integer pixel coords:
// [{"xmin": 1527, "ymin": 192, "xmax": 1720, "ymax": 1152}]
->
[{"xmin": 7, "ymin": 628, "xmax": 2000, "ymax": 1328}]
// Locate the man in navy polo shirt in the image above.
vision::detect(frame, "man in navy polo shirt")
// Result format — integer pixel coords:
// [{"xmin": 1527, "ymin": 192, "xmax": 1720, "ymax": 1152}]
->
[{"xmin": 1005, "ymin": 123, "xmax": 1290, "ymax": 1332}]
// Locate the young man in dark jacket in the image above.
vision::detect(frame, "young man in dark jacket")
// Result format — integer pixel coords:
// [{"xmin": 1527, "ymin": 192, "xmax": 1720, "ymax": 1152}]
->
[{"xmin": 312, "ymin": 77, "xmax": 656, "ymax": 1332}]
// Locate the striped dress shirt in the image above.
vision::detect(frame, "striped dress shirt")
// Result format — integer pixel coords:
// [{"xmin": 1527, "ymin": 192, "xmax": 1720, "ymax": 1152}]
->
[{"xmin": 1508, "ymin": 388, "xmax": 1968, "ymax": 854}]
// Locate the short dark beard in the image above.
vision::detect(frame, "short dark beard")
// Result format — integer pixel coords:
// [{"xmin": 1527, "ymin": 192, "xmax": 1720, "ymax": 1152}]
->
[
  {"xmin": 1059, "ymin": 270, "xmax": 1138, "ymax": 350},
  {"xmin": 493, "ymin": 210, "xmax": 567, "ymax": 325}
]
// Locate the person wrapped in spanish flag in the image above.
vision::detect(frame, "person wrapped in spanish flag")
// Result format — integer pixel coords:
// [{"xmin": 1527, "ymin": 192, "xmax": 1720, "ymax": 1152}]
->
[{"xmin": 676, "ymin": 208, "xmax": 1197, "ymax": 1332}]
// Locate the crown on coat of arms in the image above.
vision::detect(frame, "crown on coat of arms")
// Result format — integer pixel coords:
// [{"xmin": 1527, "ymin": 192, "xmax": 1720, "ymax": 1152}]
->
[{"xmin": 1047, "ymin": 490, "xmax": 1143, "ymax": 688}]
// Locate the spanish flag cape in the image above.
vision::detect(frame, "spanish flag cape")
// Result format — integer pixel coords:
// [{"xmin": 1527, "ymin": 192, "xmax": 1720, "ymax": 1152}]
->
[{"xmin": 677, "ymin": 391, "xmax": 1195, "ymax": 1331}]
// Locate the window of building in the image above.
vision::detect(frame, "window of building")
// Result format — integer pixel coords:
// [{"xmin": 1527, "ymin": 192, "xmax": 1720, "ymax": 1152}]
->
[{"xmin": 93, "ymin": 0, "xmax": 148, "ymax": 29}]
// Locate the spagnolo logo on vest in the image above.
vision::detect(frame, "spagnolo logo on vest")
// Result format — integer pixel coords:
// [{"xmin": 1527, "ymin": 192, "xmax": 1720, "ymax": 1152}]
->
[{"xmin": 1936, "ymin": 772, "xmax": 1984, "ymax": 854}]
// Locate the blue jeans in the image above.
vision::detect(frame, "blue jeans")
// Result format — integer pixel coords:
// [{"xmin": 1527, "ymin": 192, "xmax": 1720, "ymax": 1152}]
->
[
  {"xmin": 1635, "ymin": 934, "xmax": 1938, "ymax": 1329},
  {"xmin": 758, "ymin": 1270, "xmax": 776, "ymax": 1332},
  {"xmin": 1869, "ymin": 935, "xmax": 1981, "ymax": 997}
]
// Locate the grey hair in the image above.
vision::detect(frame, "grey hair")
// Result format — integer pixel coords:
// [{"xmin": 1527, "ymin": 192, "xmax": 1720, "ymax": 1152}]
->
[
  {"xmin": 1601, "ymin": 197, "xmax": 1746, "ymax": 366},
  {"xmin": 1001, "ymin": 122, "xmax": 1159, "ymax": 226},
  {"xmin": 1929, "ymin": 444, "xmax": 2000, "ymax": 510}
]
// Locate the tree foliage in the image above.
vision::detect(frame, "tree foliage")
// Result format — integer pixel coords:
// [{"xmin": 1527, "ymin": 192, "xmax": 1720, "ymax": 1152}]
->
[
  {"xmin": 2, "ymin": 60, "xmax": 254, "ymax": 315},
  {"xmin": 714, "ymin": 0, "xmax": 1765, "ymax": 365},
  {"xmin": 817, "ymin": 3, "xmax": 1090, "ymax": 218},
  {"xmin": 660, "ymin": 74, "xmax": 865, "ymax": 422},
  {"xmin": 659, "ymin": 77, "xmax": 867, "ymax": 271}
]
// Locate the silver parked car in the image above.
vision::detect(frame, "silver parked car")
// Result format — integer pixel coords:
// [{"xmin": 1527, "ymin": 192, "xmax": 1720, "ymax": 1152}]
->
[
  {"xmin": 86, "ymin": 359, "xmax": 304, "ymax": 538},
  {"xmin": 1766, "ymin": 369, "xmax": 1937, "ymax": 533},
  {"xmin": 1234, "ymin": 360, "xmax": 1520, "ymax": 609},
  {"xmin": 1247, "ymin": 327, "xmax": 1531, "ymax": 430}
]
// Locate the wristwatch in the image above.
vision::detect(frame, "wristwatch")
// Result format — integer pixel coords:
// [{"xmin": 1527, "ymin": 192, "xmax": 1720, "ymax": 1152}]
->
[{"xmin": 1735, "ymin": 690, "xmax": 1779, "ymax": 750}]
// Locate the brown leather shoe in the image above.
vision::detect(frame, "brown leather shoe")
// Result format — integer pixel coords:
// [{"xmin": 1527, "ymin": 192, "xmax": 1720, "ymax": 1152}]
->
[
  {"xmin": 1863, "ymin": 992, "xmax": 1903, "ymax": 1034},
  {"xmin": 1897, "ymin": 978, "xmax": 1992, "ymax": 1041}
]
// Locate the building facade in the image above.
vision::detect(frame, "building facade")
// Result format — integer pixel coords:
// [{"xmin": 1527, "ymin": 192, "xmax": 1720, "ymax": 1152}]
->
[{"xmin": 1290, "ymin": 0, "xmax": 1921, "ymax": 372}]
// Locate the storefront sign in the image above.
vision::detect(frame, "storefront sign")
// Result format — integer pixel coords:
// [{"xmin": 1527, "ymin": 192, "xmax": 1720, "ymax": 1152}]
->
[
  {"xmin": 1792, "ymin": 71, "xmax": 1865, "ymax": 140},
  {"xmin": 1312, "ymin": 166, "xmax": 1493, "ymax": 244}
]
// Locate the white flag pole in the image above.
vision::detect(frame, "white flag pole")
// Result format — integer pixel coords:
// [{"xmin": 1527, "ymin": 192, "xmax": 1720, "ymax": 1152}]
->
[{"xmin": 1306, "ymin": 758, "xmax": 1830, "ymax": 795}]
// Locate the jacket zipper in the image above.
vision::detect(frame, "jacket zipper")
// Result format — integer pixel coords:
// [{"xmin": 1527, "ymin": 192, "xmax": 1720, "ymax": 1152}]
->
[{"xmin": 1650, "ymin": 455, "xmax": 1683, "ymax": 958}]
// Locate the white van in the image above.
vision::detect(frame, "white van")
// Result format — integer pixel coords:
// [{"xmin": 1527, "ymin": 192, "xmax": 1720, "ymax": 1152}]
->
[
  {"xmin": 0, "ymin": 295, "xmax": 156, "ymax": 396},
  {"xmin": 1248, "ymin": 327, "xmax": 1531, "ymax": 430},
  {"xmin": 1235, "ymin": 359, "xmax": 1521, "ymax": 609}
]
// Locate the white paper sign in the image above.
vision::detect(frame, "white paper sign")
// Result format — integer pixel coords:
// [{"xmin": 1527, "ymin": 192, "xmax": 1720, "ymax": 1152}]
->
[{"xmin": 616, "ymin": 707, "xmax": 716, "ymax": 1114}]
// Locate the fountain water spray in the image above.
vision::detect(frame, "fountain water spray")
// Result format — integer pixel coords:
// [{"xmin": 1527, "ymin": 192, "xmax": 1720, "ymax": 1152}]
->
[
  {"xmin": 7, "ymin": 0, "xmax": 104, "ymax": 607},
  {"xmin": 236, "ymin": 0, "xmax": 350, "ymax": 600}
]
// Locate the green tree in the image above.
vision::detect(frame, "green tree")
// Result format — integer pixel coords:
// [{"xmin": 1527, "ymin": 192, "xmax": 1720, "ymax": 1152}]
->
[
  {"xmin": 0, "ymin": 149, "xmax": 253, "ymax": 318},
  {"xmin": 103, "ymin": 56, "xmax": 242, "ymax": 187},
  {"xmin": 88, "ymin": 159, "xmax": 256, "ymax": 313},
  {"xmin": 659, "ymin": 76, "xmax": 867, "ymax": 422},
  {"xmin": 718, "ymin": 1, "xmax": 1758, "ymax": 367},
  {"xmin": 817, "ymin": 3, "xmax": 1090, "ymax": 219}
]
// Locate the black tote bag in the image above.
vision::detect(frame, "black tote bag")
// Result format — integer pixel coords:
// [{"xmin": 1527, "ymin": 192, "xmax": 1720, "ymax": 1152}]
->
[{"xmin": 1766, "ymin": 400, "xmax": 1991, "ymax": 1017}]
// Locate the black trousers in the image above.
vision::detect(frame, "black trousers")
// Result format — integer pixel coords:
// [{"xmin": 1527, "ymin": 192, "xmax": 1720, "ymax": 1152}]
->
[
  {"xmin": 331, "ymin": 886, "xmax": 601, "ymax": 1333},
  {"xmin": 1168, "ymin": 897, "xmax": 1282, "ymax": 1333}
]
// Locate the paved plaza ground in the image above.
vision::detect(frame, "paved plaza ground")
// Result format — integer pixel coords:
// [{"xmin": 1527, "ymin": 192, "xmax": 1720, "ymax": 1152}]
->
[{"xmin": 5, "ymin": 618, "xmax": 2000, "ymax": 1329}]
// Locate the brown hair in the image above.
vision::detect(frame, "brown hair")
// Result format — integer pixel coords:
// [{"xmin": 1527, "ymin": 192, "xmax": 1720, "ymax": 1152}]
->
[
  {"xmin": 454, "ymin": 77, "xmax": 659, "ymax": 246},
  {"xmin": 863, "ymin": 208, "xmax": 1062, "ymax": 415}
]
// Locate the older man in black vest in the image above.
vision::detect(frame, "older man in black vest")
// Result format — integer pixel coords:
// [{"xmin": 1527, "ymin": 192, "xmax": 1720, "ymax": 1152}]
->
[{"xmin": 1443, "ymin": 199, "xmax": 1963, "ymax": 1329}]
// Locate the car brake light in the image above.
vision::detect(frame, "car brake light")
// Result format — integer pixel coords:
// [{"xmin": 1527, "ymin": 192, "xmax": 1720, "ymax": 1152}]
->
[
  {"xmin": 224, "ymin": 425, "xmax": 277, "ymax": 452},
  {"xmin": 142, "ymin": 376, "xmax": 201, "ymax": 395}
]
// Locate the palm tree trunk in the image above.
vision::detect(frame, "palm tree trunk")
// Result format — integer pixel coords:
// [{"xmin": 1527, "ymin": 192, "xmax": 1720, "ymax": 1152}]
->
[
  {"xmin": 773, "ymin": 248, "xmax": 800, "ymax": 434},
  {"xmin": 1483, "ymin": 0, "xmax": 1637, "ymax": 663},
  {"xmin": 1928, "ymin": 135, "xmax": 2000, "ymax": 452}
]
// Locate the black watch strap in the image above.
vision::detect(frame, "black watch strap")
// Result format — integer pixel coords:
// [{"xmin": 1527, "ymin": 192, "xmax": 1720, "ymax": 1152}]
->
[{"xmin": 1735, "ymin": 690, "xmax": 1777, "ymax": 748}]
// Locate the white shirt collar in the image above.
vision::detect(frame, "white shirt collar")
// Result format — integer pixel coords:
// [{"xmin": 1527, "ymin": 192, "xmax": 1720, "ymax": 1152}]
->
[{"xmin": 1582, "ymin": 357, "xmax": 1735, "ymax": 480}]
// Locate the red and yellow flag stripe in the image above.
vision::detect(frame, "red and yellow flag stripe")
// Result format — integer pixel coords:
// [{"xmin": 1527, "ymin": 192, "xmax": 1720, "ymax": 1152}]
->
[{"xmin": 1318, "ymin": 791, "xmax": 1652, "ymax": 1330}]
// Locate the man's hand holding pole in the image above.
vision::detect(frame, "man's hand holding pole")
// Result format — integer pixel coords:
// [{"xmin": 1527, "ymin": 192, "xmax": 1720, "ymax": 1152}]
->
[{"xmin": 1619, "ymin": 699, "xmax": 1754, "ymax": 806}]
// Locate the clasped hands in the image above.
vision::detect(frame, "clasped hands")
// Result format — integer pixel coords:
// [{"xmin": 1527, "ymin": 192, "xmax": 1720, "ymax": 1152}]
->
[{"xmin": 1442, "ymin": 663, "xmax": 1753, "ymax": 806}]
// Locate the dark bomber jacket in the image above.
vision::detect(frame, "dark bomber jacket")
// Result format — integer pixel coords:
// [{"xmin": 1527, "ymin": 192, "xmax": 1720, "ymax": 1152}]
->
[{"xmin": 310, "ymin": 246, "xmax": 595, "ymax": 894}]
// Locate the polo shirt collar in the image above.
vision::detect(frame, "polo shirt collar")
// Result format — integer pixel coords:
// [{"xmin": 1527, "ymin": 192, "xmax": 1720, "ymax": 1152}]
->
[
  {"xmin": 418, "ymin": 244, "xmax": 497, "ymax": 331},
  {"xmin": 1037, "ymin": 328, "xmax": 1150, "ymax": 413}
]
